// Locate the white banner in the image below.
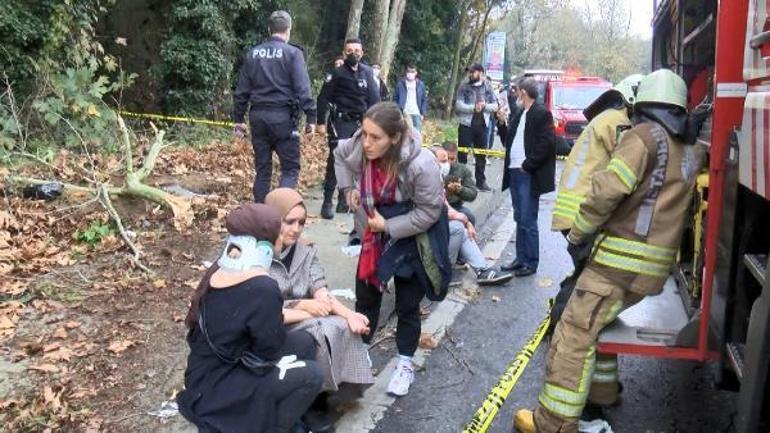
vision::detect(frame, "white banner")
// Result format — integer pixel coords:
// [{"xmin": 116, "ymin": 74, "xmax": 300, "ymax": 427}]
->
[{"xmin": 484, "ymin": 31, "xmax": 506, "ymax": 82}]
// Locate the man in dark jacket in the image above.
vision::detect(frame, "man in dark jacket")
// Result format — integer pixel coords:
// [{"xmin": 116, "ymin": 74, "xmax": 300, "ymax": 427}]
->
[
  {"xmin": 371, "ymin": 63, "xmax": 390, "ymax": 101},
  {"xmin": 500, "ymin": 77, "xmax": 556, "ymax": 277},
  {"xmin": 232, "ymin": 10, "xmax": 316, "ymax": 203},
  {"xmin": 442, "ymin": 141, "xmax": 478, "ymax": 224},
  {"xmin": 393, "ymin": 65, "xmax": 428, "ymax": 132}
]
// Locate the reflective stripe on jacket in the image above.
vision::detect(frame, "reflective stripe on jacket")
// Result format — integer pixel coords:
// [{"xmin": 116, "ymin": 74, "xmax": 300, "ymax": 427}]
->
[
  {"xmin": 552, "ymin": 108, "xmax": 630, "ymax": 231},
  {"xmin": 569, "ymin": 121, "xmax": 704, "ymax": 295}
]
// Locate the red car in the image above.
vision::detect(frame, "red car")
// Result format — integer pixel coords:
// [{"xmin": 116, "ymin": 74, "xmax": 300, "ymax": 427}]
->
[{"xmin": 545, "ymin": 76, "xmax": 612, "ymax": 154}]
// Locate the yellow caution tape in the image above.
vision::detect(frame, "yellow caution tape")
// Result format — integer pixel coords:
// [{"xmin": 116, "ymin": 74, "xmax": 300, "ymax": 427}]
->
[
  {"xmin": 462, "ymin": 300, "xmax": 552, "ymax": 433},
  {"xmin": 119, "ymin": 110, "xmax": 236, "ymax": 128},
  {"xmin": 119, "ymin": 110, "xmax": 567, "ymax": 161}
]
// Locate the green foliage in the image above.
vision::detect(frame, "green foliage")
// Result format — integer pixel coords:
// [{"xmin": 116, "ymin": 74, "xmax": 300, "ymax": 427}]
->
[
  {"xmin": 74, "ymin": 220, "xmax": 115, "ymax": 248},
  {"xmin": 0, "ymin": 1, "xmax": 139, "ymax": 154},
  {"xmin": 159, "ymin": 0, "xmax": 284, "ymax": 116},
  {"xmin": 389, "ymin": 2, "xmax": 457, "ymax": 111}
]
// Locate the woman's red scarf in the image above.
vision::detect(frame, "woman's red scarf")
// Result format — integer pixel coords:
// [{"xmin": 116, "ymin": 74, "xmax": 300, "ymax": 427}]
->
[{"xmin": 357, "ymin": 159, "xmax": 397, "ymax": 288}]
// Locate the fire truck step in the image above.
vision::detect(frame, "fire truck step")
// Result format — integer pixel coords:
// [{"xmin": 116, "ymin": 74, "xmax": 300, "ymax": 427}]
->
[
  {"xmin": 599, "ymin": 277, "xmax": 690, "ymax": 347},
  {"xmin": 726, "ymin": 342, "xmax": 745, "ymax": 382},
  {"xmin": 743, "ymin": 254, "xmax": 767, "ymax": 287}
]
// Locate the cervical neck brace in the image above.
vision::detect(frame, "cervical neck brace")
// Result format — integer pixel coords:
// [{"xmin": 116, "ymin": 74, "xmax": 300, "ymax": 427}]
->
[{"xmin": 217, "ymin": 235, "xmax": 274, "ymax": 272}]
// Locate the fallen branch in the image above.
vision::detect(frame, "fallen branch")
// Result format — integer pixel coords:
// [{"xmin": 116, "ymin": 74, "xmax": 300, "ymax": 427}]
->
[{"xmin": 98, "ymin": 184, "xmax": 151, "ymax": 274}]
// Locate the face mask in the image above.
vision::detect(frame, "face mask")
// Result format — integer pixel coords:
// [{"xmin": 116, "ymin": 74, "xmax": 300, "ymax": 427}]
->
[
  {"xmin": 373, "ymin": 68, "xmax": 380, "ymax": 78},
  {"xmin": 440, "ymin": 162, "xmax": 450, "ymax": 178},
  {"xmin": 344, "ymin": 53, "xmax": 360, "ymax": 67},
  {"xmin": 406, "ymin": 72, "xmax": 417, "ymax": 81},
  {"xmin": 217, "ymin": 235, "xmax": 274, "ymax": 272}
]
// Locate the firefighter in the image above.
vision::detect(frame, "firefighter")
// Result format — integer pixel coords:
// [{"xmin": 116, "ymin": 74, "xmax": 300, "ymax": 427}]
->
[
  {"xmin": 514, "ymin": 69, "xmax": 704, "ymax": 433},
  {"xmin": 549, "ymin": 74, "xmax": 644, "ymax": 333}
]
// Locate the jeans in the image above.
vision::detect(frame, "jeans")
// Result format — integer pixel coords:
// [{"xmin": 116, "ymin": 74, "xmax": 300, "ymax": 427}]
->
[
  {"xmin": 356, "ymin": 275, "xmax": 424, "ymax": 357},
  {"xmin": 448, "ymin": 220, "xmax": 488, "ymax": 270},
  {"xmin": 453, "ymin": 204, "xmax": 476, "ymax": 226},
  {"xmin": 457, "ymin": 124, "xmax": 489, "ymax": 185},
  {"xmin": 249, "ymin": 110, "xmax": 300, "ymax": 203},
  {"xmin": 509, "ymin": 168, "xmax": 540, "ymax": 269},
  {"xmin": 409, "ymin": 114, "xmax": 422, "ymax": 132}
]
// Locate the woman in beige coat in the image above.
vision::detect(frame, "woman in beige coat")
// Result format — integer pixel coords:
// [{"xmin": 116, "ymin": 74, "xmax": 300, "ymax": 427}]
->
[{"xmin": 265, "ymin": 188, "xmax": 373, "ymax": 433}]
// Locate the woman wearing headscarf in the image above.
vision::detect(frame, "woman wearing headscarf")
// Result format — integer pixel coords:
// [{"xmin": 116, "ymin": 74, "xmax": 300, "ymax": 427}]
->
[
  {"xmin": 334, "ymin": 102, "xmax": 449, "ymax": 397},
  {"xmin": 177, "ymin": 203, "xmax": 322, "ymax": 433},
  {"xmin": 265, "ymin": 188, "xmax": 374, "ymax": 433}
]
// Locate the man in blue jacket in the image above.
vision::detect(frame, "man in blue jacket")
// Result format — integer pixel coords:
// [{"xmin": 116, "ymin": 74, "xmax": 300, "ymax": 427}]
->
[{"xmin": 393, "ymin": 65, "xmax": 428, "ymax": 132}]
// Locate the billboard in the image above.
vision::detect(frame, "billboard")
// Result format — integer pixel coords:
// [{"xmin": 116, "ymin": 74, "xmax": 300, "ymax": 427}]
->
[{"xmin": 484, "ymin": 31, "xmax": 506, "ymax": 82}]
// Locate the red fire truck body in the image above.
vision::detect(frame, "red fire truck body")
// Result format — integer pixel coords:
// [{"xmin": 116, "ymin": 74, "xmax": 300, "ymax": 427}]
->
[{"xmin": 595, "ymin": 1, "xmax": 770, "ymax": 430}]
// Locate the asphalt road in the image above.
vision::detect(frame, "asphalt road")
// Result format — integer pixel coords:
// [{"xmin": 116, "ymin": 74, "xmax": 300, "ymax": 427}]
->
[{"xmin": 364, "ymin": 196, "xmax": 738, "ymax": 433}]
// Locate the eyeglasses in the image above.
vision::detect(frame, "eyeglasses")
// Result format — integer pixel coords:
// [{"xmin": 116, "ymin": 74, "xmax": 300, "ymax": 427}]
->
[{"xmin": 284, "ymin": 218, "xmax": 306, "ymax": 227}]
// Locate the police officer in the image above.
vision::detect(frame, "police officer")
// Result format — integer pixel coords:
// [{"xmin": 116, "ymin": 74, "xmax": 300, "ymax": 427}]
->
[
  {"xmin": 514, "ymin": 69, "xmax": 704, "ymax": 433},
  {"xmin": 316, "ymin": 38, "xmax": 380, "ymax": 219},
  {"xmin": 232, "ymin": 10, "xmax": 316, "ymax": 203}
]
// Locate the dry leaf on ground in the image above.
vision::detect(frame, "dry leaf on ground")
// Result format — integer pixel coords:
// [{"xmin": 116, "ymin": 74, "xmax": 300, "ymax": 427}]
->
[
  {"xmin": 418, "ymin": 333, "xmax": 439, "ymax": 349},
  {"xmin": 108, "ymin": 340, "xmax": 135, "ymax": 354}
]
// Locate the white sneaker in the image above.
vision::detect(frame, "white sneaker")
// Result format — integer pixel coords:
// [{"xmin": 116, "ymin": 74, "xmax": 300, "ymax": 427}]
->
[{"xmin": 386, "ymin": 361, "xmax": 415, "ymax": 396}]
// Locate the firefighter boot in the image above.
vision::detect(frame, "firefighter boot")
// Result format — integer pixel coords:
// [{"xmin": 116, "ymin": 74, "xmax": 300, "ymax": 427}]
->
[
  {"xmin": 514, "ymin": 409, "xmax": 535, "ymax": 433},
  {"xmin": 336, "ymin": 189, "xmax": 349, "ymax": 214}
]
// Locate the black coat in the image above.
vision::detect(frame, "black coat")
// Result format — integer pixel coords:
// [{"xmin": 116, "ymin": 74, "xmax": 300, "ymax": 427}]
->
[
  {"xmin": 500, "ymin": 102, "xmax": 556, "ymax": 196},
  {"xmin": 177, "ymin": 276, "xmax": 310, "ymax": 433}
]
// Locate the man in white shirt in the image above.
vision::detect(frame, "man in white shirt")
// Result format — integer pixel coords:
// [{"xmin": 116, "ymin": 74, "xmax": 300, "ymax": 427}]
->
[
  {"xmin": 394, "ymin": 65, "xmax": 428, "ymax": 132},
  {"xmin": 500, "ymin": 78, "xmax": 556, "ymax": 277}
]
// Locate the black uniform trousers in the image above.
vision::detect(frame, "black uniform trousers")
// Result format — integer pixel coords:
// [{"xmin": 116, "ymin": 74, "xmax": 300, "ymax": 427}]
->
[
  {"xmin": 249, "ymin": 109, "xmax": 300, "ymax": 203},
  {"xmin": 457, "ymin": 123, "xmax": 488, "ymax": 186},
  {"xmin": 323, "ymin": 117, "xmax": 360, "ymax": 202},
  {"xmin": 356, "ymin": 276, "xmax": 425, "ymax": 357}
]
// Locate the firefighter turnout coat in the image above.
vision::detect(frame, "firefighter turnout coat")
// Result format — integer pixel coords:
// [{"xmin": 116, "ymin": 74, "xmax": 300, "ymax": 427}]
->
[
  {"xmin": 552, "ymin": 108, "xmax": 631, "ymax": 232},
  {"xmin": 568, "ymin": 120, "xmax": 703, "ymax": 296}
]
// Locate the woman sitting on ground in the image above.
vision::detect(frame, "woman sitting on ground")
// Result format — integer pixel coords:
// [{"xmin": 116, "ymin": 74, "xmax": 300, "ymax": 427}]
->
[
  {"xmin": 177, "ymin": 203, "xmax": 322, "ymax": 433},
  {"xmin": 266, "ymin": 188, "xmax": 374, "ymax": 433}
]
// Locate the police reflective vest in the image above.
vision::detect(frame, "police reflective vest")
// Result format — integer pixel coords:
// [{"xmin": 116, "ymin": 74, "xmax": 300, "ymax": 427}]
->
[
  {"xmin": 552, "ymin": 108, "xmax": 630, "ymax": 231},
  {"xmin": 568, "ymin": 121, "xmax": 704, "ymax": 295}
]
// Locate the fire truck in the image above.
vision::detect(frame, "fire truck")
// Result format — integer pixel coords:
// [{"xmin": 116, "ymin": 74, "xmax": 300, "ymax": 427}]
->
[
  {"xmin": 594, "ymin": 1, "xmax": 770, "ymax": 431},
  {"xmin": 522, "ymin": 70, "xmax": 612, "ymax": 154},
  {"xmin": 546, "ymin": 76, "xmax": 612, "ymax": 154}
]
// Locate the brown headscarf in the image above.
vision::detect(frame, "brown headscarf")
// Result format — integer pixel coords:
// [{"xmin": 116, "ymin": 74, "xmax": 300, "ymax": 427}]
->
[
  {"xmin": 265, "ymin": 188, "xmax": 305, "ymax": 219},
  {"xmin": 185, "ymin": 203, "xmax": 282, "ymax": 328}
]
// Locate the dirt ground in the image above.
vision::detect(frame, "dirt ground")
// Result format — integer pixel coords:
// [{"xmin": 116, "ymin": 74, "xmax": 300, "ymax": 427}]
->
[{"xmin": 0, "ymin": 135, "xmax": 328, "ymax": 432}]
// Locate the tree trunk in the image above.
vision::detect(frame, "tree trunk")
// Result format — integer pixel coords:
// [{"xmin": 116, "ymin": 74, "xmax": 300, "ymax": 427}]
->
[
  {"xmin": 369, "ymin": 0, "xmax": 391, "ymax": 62},
  {"xmin": 463, "ymin": 3, "xmax": 494, "ymax": 68},
  {"xmin": 378, "ymin": 0, "xmax": 407, "ymax": 83},
  {"xmin": 346, "ymin": 0, "xmax": 366, "ymax": 40},
  {"xmin": 443, "ymin": 2, "xmax": 471, "ymax": 119}
]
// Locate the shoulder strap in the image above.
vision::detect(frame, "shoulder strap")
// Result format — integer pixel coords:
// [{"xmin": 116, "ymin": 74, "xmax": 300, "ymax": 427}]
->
[{"xmin": 198, "ymin": 302, "xmax": 274, "ymax": 369}]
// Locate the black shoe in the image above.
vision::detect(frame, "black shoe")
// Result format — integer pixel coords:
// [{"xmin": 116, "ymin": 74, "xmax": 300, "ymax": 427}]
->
[
  {"xmin": 477, "ymin": 182, "xmax": 492, "ymax": 192},
  {"xmin": 581, "ymin": 401, "xmax": 605, "ymax": 422},
  {"xmin": 336, "ymin": 200, "xmax": 349, "ymax": 214},
  {"xmin": 501, "ymin": 260, "xmax": 524, "ymax": 272},
  {"xmin": 321, "ymin": 201, "xmax": 334, "ymax": 220},
  {"xmin": 476, "ymin": 268, "xmax": 514, "ymax": 286},
  {"xmin": 301, "ymin": 410, "xmax": 335, "ymax": 433},
  {"xmin": 514, "ymin": 266, "xmax": 536, "ymax": 277}
]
